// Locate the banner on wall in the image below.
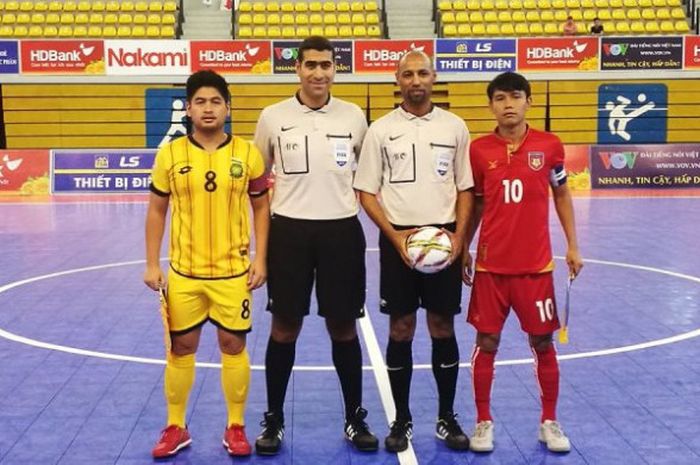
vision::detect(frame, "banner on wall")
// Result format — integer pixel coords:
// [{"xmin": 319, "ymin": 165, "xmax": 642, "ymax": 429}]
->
[
  {"xmin": 597, "ymin": 84, "xmax": 667, "ymax": 144},
  {"xmin": 590, "ymin": 144, "xmax": 700, "ymax": 188},
  {"xmin": 564, "ymin": 145, "xmax": 591, "ymax": 191},
  {"xmin": 271, "ymin": 40, "xmax": 352, "ymax": 74},
  {"xmin": 105, "ymin": 40, "xmax": 189, "ymax": 75},
  {"xmin": 683, "ymin": 36, "xmax": 700, "ymax": 69},
  {"xmin": 601, "ymin": 37, "xmax": 683, "ymax": 70},
  {"xmin": 52, "ymin": 149, "xmax": 156, "ymax": 193},
  {"xmin": 435, "ymin": 39, "xmax": 516, "ymax": 73},
  {"xmin": 20, "ymin": 40, "xmax": 105, "ymax": 74},
  {"xmin": 354, "ymin": 40, "xmax": 434, "ymax": 73},
  {"xmin": 190, "ymin": 40, "xmax": 271, "ymax": 74},
  {"xmin": 517, "ymin": 37, "xmax": 598, "ymax": 71},
  {"xmin": 0, "ymin": 41, "xmax": 19, "ymax": 74},
  {"xmin": 0, "ymin": 150, "xmax": 50, "ymax": 194}
]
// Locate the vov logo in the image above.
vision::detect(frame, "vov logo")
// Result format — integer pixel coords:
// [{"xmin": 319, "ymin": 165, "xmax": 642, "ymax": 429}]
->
[
  {"xmin": 597, "ymin": 84, "xmax": 667, "ymax": 144},
  {"xmin": 145, "ymin": 88, "xmax": 231, "ymax": 149}
]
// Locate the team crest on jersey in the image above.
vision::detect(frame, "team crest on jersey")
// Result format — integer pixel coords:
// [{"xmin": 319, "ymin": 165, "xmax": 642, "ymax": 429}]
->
[
  {"xmin": 488, "ymin": 160, "xmax": 499, "ymax": 170},
  {"xmin": 230, "ymin": 159, "xmax": 244, "ymax": 178},
  {"xmin": 528, "ymin": 152, "xmax": 545, "ymax": 171}
]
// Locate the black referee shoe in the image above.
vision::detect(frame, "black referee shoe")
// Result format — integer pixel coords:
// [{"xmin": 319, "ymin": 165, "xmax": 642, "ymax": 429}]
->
[
  {"xmin": 344, "ymin": 407, "xmax": 379, "ymax": 452},
  {"xmin": 385, "ymin": 419, "xmax": 413, "ymax": 453},
  {"xmin": 255, "ymin": 411, "xmax": 284, "ymax": 456},
  {"xmin": 436, "ymin": 412, "xmax": 470, "ymax": 450}
]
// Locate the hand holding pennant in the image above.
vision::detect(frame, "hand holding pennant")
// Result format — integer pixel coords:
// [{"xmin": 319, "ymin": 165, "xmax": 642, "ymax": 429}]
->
[{"xmin": 558, "ymin": 276, "xmax": 573, "ymax": 344}]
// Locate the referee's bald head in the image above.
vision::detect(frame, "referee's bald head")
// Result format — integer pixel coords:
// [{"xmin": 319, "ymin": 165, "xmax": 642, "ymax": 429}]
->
[{"xmin": 396, "ymin": 49, "xmax": 434, "ymax": 72}]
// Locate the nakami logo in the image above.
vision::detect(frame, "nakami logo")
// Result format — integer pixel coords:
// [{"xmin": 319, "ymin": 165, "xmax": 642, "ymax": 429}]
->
[
  {"xmin": 108, "ymin": 47, "xmax": 188, "ymax": 67},
  {"xmin": 30, "ymin": 43, "xmax": 96, "ymax": 62},
  {"xmin": 527, "ymin": 40, "xmax": 587, "ymax": 59},
  {"xmin": 199, "ymin": 43, "xmax": 260, "ymax": 62},
  {"xmin": 363, "ymin": 43, "xmax": 425, "ymax": 62}
]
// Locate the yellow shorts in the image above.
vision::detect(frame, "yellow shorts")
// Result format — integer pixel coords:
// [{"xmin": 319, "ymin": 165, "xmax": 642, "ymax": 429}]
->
[{"xmin": 167, "ymin": 268, "xmax": 253, "ymax": 333}]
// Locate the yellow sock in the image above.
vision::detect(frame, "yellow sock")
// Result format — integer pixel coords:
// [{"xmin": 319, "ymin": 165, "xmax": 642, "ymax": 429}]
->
[
  {"xmin": 164, "ymin": 353, "xmax": 196, "ymax": 428},
  {"xmin": 221, "ymin": 349, "xmax": 250, "ymax": 426}
]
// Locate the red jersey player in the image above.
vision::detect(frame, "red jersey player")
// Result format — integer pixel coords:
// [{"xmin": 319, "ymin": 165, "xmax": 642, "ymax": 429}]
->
[{"xmin": 463, "ymin": 72, "xmax": 583, "ymax": 453}]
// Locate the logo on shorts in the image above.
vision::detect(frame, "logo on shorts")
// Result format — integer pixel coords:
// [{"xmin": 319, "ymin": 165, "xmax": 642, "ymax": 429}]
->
[
  {"xmin": 528, "ymin": 151, "xmax": 544, "ymax": 171},
  {"xmin": 230, "ymin": 159, "xmax": 244, "ymax": 178},
  {"xmin": 380, "ymin": 298, "xmax": 388, "ymax": 307}
]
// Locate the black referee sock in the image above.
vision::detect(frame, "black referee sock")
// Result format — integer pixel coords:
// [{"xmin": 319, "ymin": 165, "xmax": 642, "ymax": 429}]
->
[
  {"xmin": 265, "ymin": 337, "xmax": 296, "ymax": 419},
  {"xmin": 331, "ymin": 337, "xmax": 363, "ymax": 420},
  {"xmin": 386, "ymin": 338, "xmax": 413, "ymax": 421},
  {"xmin": 432, "ymin": 336, "xmax": 460, "ymax": 418}
]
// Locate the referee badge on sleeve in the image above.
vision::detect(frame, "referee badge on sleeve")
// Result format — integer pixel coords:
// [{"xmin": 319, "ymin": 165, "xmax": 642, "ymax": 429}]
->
[{"xmin": 528, "ymin": 152, "xmax": 545, "ymax": 171}]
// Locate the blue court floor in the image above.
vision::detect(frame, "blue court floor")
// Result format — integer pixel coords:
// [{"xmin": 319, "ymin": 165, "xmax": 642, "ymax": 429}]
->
[{"xmin": 0, "ymin": 194, "xmax": 699, "ymax": 465}]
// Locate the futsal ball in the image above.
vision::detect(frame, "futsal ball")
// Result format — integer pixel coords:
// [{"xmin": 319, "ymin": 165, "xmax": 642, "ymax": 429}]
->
[{"xmin": 405, "ymin": 226, "xmax": 453, "ymax": 274}]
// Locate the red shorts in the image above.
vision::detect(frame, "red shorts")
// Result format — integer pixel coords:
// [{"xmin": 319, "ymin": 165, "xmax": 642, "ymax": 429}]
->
[{"xmin": 467, "ymin": 272, "xmax": 560, "ymax": 335}]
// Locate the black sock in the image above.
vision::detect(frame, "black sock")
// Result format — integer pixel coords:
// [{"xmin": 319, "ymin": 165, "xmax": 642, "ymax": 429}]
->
[
  {"xmin": 265, "ymin": 337, "xmax": 296, "ymax": 420},
  {"xmin": 386, "ymin": 338, "xmax": 413, "ymax": 421},
  {"xmin": 332, "ymin": 337, "xmax": 363, "ymax": 420},
  {"xmin": 432, "ymin": 336, "xmax": 460, "ymax": 418}
]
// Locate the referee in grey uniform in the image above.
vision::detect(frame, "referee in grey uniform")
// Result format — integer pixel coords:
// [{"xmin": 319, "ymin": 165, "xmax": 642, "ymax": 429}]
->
[
  {"xmin": 354, "ymin": 50, "xmax": 474, "ymax": 453},
  {"xmin": 253, "ymin": 36, "xmax": 378, "ymax": 455}
]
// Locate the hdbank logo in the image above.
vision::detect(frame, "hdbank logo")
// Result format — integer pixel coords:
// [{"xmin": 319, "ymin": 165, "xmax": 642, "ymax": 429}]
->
[
  {"xmin": 145, "ymin": 89, "xmax": 231, "ymax": 148},
  {"xmin": 597, "ymin": 84, "xmax": 667, "ymax": 144}
]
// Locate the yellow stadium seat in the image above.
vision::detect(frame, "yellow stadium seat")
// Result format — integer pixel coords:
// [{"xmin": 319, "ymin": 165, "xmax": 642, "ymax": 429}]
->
[
  {"xmin": 613, "ymin": 21, "xmax": 629, "ymax": 32},
  {"xmin": 630, "ymin": 20, "xmax": 644, "ymax": 31},
  {"xmin": 566, "ymin": 0, "xmax": 580, "ymax": 6},
  {"xmin": 280, "ymin": 12, "xmax": 294, "ymax": 23},
  {"xmin": 64, "ymin": 0, "xmax": 77, "ymax": 11},
  {"xmin": 281, "ymin": 24, "xmax": 294, "ymax": 36},
  {"xmin": 338, "ymin": 24, "xmax": 352, "ymax": 36},
  {"xmin": 570, "ymin": 10, "xmax": 581, "ymax": 20},
  {"xmin": 351, "ymin": 1, "xmax": 363, "ymax": 11},
  {"xmin": 134, "ymin": 1, "xmax": 147, "ymax": 11},
  {"xmin": 457, "ymin": 23, "xmax": 471, "ymax": 34},
  {"xmin": 239, "ymin": 12, "xmax": 252, "ymax": 24},
  {"xmin": 252, "ymin": 1, "xmax": 265, "ymax": 11},
  {"xmin": 469, "ymin": 10, "xmax": 483, "ymax": 21},
  {"xmin": 536, "ymin": 0, "xmax": 551, "ymax": 7},
  {"xmin": 105, "ymin": 0, "xmax": 119, "ymax": 10},
  {"xmin": 481, "ymin": 0, "xmax": 494, "ymax": 8},
  {"xmin": 576, "ymin": 22, "xmax": 586, "ymax": 32},
  {"xmin": 466, "ymin": 0, "xmax": 479, "ymax": 8},
  {"xmin": 512, "ymin": 10, "xmax": 525, "ymax": 20},
  {"xmin": 324, "ymin": 23, "xmax": 338, "ymax": 36},
  {"xmin": 0, "ymin": 25, "xmax": 12, "ymax": 36},
  {"xmin": 87, "ymin": 24, "xmax": 101, "ymax": 35},
  {"xmin": 77, "ymin": 1, "xmax": 90, "ymax": 11},
  {"xmin": 597, "ymin": 9, "xmax": 610, "ymax": 19},
  {"xmin": 4, "ymin": 0, "xmax": 17, "ymax": 10},
  {"xmin": 124, "ymin": 0, "xmax": 138, "ymax": 10},
  {"xmin": 148, "ymin": 12, "xmax": 161, "ymax": 23},
  {"xmin": 609, "ymin": 0, "xmax": 622, "ymax": 5},
  {"xmin": 497, "ymin": 10, "xmax": 511, "ymax": 21},
  {"xmin": 483, "ymin": 10, "xmax": 497, "ymax": 21},
  {"xmin": 641, "ymin": 8, "xmax": 655, "ymax": 19},
  {"xmin": 267, "ymin": 13, "xmax": 281, "ymax": 24},
  {"xmin": 309, "ymin": 1, "xmax": 322, "ymax": 11},
  {"xmin": 18, "ymin": 0, "xmax": 31, "ymax": 11},
  {"xmin": 366, "ymin": 11, "xmax": 378, "ymax": 23},
  {"xmin": 594, "ymin": 0, "xmax": 608, "ymax": 6},
  {"xmin": 367, "ymin": 23, "xmax": 380, "ymax": 36},
  {"xmin": 455, "ymin": 10, "xmax": 467, "ymax": 21},
  {"xmin": 144, "ymin": 24, "xmax": 158, "ymax": 36},
  {"xmin": 267, "ymin": 1, "xmax": 280, "ymax": 11},
  {"xmin": 529, "ymin": 22, "xmax": 543, "ymax": 33},
  {"xmin": 351, "ymin": 12, "xmax": 364, "ymax": 23},
  {"xmin": 656, "ymin": 8, "xmax": 670, "ymax": 19},
  {"xmin": 252, "ymin": 12, "xmax": 265, "ymax": 23},
  {"xmin": 238, "ymin": 1, "xmax": 252, "ymax": 11},
  {"xmin": 438, "ymin": 0, "xmax": 451, "ymax": 11},
  {"xmin": 309, "ymin": 24, "xmax": 323, "ymax": 35},
  {"xmin": 117, "ymin": 12, "xmax": 131, "ymax": 23},
  {"xmin": 453, "ymin": 0, "xmax": 467, "ymax": 8},
  {"xmin": 163, "ymin": 0, "xmax": 177, "ymax": 11},
  {"xmin": 162, "ymin": 12, "xmax": 174, "ymax": 23},
  {"xmin": 544, "ymin": 22, "xmax": 558, "ymax": 34},
  {"xmin": 525, "ymin": 10, "xmax": 539, "ymax": 20},
  {"xmin": 581, "ymin": 0, "xmax": 594, "ymax": 5},
  {"xmin": 337, "ymin": 1, "xmax": 350, "ymax": 11},
  {"xmin": 674, "ymin": 19, "xmax": 689, "ymax": 31},
  {"xmin": 652, "ymin": 0, "xmax": 665, "ymax": 5},
  {"xmin": 73, "ymin": 24, "xmax": 90, "ymax": 35},
  {"xmin": 13, "ymin": 24, "xmax": 28, "ymax": 35},
  {"xmin": 494, "ymin": 0, "xmax": 507, "ymax": 9},
  {"xmin": 659, "ymin": 20, "xmax": 673, "ymax": 31},
  {"xmin": 645, "ymin": 20, "xmax": 659, "ymax": 32},
  {"xmin": 523, "ymin": 0, "xmax": 536, "ymax": 7},
  {"xmin": 1, "ymin": 12, "xmax": 15, "ymax": 22},
  {"xmin": 294, "ymin": 2, "xmax": 307, "ymax": 11},
  {"xmin": 45, "ymin": 11, "xmax": 60, "ymax": 23},
  {"xmin": 500, "ymin": 22, "xmax": 514, "ymax": 34},
  {"xmin": 471, "ymin": 22, "xmax": 486, "ymax": 34},
  {"xmin": 442, "ymin": 11, "xmax": 455, "ymax": 22},
  {"xmin": 309, "ymin": 12, "xmax": 322, "ymax": 23},
  {"xmin": 297, "ymin": 24, "xmax": 311, "ymax": 36},
  {"xmin": 443, "ymin": 23, "xmax": 457, "ymax": 36},
  {"xmin": 131, "ymin": 24, "xmax": 145, "ymax": 36},
  {"xmin": 295, "ymin": 12, "xmax": 308, "ymax": 23},
  {"xmin": 337, "ymin": 12, "xmax": 350, "ymax": 23},
  {"xmin": 667, "ymin": 0, "xmax": 680, "ymax": 5},
  {"xmin": 553, "ymin": 9, "xmax": 567, "ymax": 20},
  {"xmin": 540, "ymin": 10, "xmax": 553, "ymax": 20},
  {"xmin": 365, "ymin": 1, "xmax": 378, "ymax": 11},
  {"xmin": 57, "ymin": 24, "xmax": 72, "ymax": 35},
  {"xmin": 47, "ymin": 0, "xmax": 61, "ymax": 10},
  {"xmin": 149, "ymin": 1, "xmax": 163, "ymax": 11},
  {"xmin": 27, "ymin": 24, "xmax": 42, "ymax": 35},
  {"xmin": 611, "ymin": 8, "xmax": 625, "ymax": 19},
  {"xmin": 31, "ymin": 12, "xmax": 44, "ymax": 22},
  {"xmin": 252, "ymin": 24, "xmax": 265, "ymax": 36},
  {"xmin": 237, "ymin": 24, "xmax": 252, "ymax": 36},
  {"xmin": 671, "ymin": 7, "xmax": 685, "ymax": 18},
  {"xmin": 622, "ymin": 0, "xmax": 635, "ymax": 4},
  {"xmin": 160, "ymin": 24, "xmax": 173, "ymax": 36},
  {"xmin": 59, "ymin": 12, "xmax": 74, "ymax": 23},
  {"xmin": 322, "ymin": 1, "xmax": 335, "ymax": 11},
  {"xmin": 16, "ymin": 11, "xmax": 29, "ymax": 22},
  {"xmin": 117, "ymin": 24, "xmax": 130, "ymax": 35},
  {"xmin": 582, "ymin": 8, "xmax": 596, "ymax": 20},
  {"xmin": 267, "ymin": 25, "xmax": 281, "ymax": 36},
  {"xmin": 514, "ymin": 22, "xmax": 529, "ymax": 34},
  {"xmin": 133, "ymin": 12, "xmax": 146, "ymax": 23},
  {"xmin": 486, "ymin": 23, "xmax": 499, "ymax": 34}
]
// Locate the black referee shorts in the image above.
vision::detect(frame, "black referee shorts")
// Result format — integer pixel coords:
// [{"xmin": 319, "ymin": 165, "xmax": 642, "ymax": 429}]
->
[
  {"xmin": 266, "ymin": 214, "xmax": 366, "ymax": 320},
  {"xmin": 379, "ymin": 223, "xmax": 462, "ymax": 316}
]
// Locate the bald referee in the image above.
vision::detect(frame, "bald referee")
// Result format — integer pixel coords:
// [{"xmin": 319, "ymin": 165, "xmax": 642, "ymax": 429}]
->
[
  {"xmin": 253, "ymin": 36, "xmax": 378, "ymax": 455},
  {"xmin": 354, "ymin": 50, "xmax": 473, "ymax": 453},
  {"xmin": 144, "ymin": 70, "xmax": 270, "ymax": 458}
]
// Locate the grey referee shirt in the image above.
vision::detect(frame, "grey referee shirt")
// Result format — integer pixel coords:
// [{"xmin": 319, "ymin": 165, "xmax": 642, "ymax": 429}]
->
[
  {"xmin": 353, "ymin": 105, "xmax": 473, "ymax": 226},
  {"xmin": 254, "ymin": 93, "xmax": 368, "ymax": 220}
]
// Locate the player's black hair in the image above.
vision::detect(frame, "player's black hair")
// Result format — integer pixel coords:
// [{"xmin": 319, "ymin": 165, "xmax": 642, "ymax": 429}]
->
[
  {"xmin": 186, "ymin": 70, "xmax": 230, "ymax": 103},
  {"xmin": 297, "ymin": 36, "xmax": 335, "ymax": 63},
  {"xmin": 486, "ymin": 72, "xmax": 532, "ymax": 100}
]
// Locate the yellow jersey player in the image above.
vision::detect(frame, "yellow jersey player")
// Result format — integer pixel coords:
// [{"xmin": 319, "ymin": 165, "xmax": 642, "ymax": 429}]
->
[{"xmin": 144, "ymin": 70, "xmax": 270, "ymax": 459}]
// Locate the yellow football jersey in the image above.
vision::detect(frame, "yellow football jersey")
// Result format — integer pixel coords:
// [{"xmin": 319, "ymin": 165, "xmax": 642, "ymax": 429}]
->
[{"xmin": 151, "ymin": 135, "xmax": 267, "ymax": 279}]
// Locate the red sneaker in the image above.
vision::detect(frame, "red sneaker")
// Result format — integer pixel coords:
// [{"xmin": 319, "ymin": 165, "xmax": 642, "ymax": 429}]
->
[
  {"xmin": 152, "ymin": 425, "xmax": 192, "ymax": 458},
  {"xmin": 223, "ymin": 424, "xmax": 252, "ymax": 456}
]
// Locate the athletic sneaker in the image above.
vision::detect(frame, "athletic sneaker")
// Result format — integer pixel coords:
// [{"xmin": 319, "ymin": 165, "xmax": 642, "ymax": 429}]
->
[
  {"xmin": 539, "ymin": 420, "xmax": 571, "ymax": 452},
  {"xmin": 255, "ymin": 411, "xmax": 285, "ymax": 456},
  {"xmin": 470, "ymin": 420, "xmax": 494, "ymax": 452},
  {"xmin": 384, "ymin": 419, "xmax": 413, "ymax": 453},
  {"xmin": 223, "ymin": 424, "xmax": 251, "ymax": 456},
  {"xmin": 436, "ymin": 412, "xmax": 470, "ymax": 450},
  {"xmin": 152, "ymin": 425, "xmax": 192, "ymax": 458},
  {"xmin": 344, "ymin": 407, "xmax": 379, "ymax": 452}
]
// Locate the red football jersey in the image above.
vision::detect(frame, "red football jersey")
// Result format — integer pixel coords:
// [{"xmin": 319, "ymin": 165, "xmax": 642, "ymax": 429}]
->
[{"xmin": 470, "ymin": 127, "xmax": 566, "ymax": 275}]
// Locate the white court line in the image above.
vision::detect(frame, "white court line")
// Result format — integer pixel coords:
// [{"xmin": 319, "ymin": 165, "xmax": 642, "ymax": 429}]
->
[
  {"xmin": 358, "ymin": 307, "xmax": 418, "ymax": 465},
  {"xmin": 0, "ymin": 257, "xmax": 699, "ymax": 370}
]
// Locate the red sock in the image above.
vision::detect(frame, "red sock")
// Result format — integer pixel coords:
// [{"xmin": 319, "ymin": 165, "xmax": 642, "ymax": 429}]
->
[
  {"xmin": 471, "ymin": 346, "xmax": 496, "ymax": 422},
  {"xmin": 533, "ymin": 343, "xmax": 559, "ymax": 423}
]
